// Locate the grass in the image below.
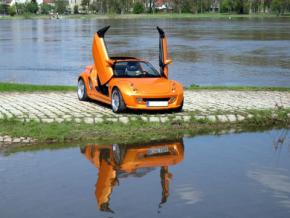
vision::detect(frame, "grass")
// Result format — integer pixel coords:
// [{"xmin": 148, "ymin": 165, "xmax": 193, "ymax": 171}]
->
[
  {"xmin": 1, "ymin": 82, "xmax": 289, "ymax": 93},
  {"xmin": 0, "ymin": 82, "xmax": 75, "ymax": 92},
  {"xmin": 0, "ymin": 108, "xmax": 289, "ymax": 152},
  {"xmin": 187, "ymin": 84, "xmax": 290, "ymax": 92},
  {"xmin": 1, "ymin": 12, "xmax": 290, "ymax": 20}
]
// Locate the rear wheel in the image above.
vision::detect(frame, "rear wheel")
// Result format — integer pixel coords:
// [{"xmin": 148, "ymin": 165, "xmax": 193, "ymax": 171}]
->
[
  {"xmin": 111, "ymin": 88, "xmax": 126, "ymax": 113},
  {"xmin": 77, "ymin": 78, "xmax": 88, "ymax": 101}
]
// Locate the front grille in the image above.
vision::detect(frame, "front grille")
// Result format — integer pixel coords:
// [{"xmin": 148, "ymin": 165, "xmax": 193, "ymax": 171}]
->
[{"xmin": 143, "ymin": 98, "xmax": 170, "ymax": 102}]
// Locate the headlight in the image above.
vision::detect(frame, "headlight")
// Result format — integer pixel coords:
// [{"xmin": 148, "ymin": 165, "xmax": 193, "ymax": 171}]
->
[
  {"xmin": 130, "ymin": 83, "xmax": 138, "ymax": 92},
  {"xmin": 171, "ymin": 82, "xmax": 176, "ymax": 93}
]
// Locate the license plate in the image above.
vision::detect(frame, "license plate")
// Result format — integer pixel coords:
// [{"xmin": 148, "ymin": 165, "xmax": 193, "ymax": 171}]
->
[
  {"xmin": 147, "ymin": 146, "xmax": 169, "ymax": 156},
  {"xmin": 147, "ymin": 101, "xmax": 168, "ymax": 107}
]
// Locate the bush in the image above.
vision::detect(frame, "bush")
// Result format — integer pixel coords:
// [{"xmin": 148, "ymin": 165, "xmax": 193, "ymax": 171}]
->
[
  {"xmin": 15, "ymin": 3, "xmax": 26, "ymax": 15},
  {"xmin": 271, "ymin": 0, "xmax": 284, "ymax": 15},
  {"xmin": 26, "ymin": 1, "xmax": 38, "ymax": 14},
  {"xmin": 8, "ymin": 5, "xmax": 16, "ymax": 16},
  {"xmin": 55, "ymin": 0, "xmax": 68, "ymax": 14},
  {"xmin": 133, "ymin": 2, "xmax": 144, "ymax": 14},
  {"xmin": 40, "ymin": 3, "xmax": 53, "ymax": 15}
]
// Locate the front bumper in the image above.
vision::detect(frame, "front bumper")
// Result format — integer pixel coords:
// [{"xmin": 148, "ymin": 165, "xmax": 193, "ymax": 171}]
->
[{"xmin": 123, "ymin": 92, "xmax": 184, "ymax": 110}]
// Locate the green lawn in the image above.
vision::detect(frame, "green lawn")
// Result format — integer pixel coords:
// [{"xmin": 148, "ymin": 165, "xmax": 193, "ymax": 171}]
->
[
  {"xmin": 0, "ymin": 82, "xmax": 75, "ymax": 92},
  {"xmin": 0, "ymin": 108, "xmax": 289, "ymax": 149},
  {"xmin": 187, "ymin": 84, "xmax": 290, "ymax": 92},
  {"xmin": 1, "ymin": 82, "xmax": 289, "ymax": 92}
]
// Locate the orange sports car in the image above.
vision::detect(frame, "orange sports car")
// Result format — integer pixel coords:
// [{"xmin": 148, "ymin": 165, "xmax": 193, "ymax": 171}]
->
[{"xmin": 77, "ymin": 26, "xmax": 184, "ymax": 113}]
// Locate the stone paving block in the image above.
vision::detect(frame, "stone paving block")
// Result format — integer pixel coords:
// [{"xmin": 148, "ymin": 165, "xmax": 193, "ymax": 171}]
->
[
  {"xmin": 173, "ymin": 116, "xmax": 182, "ymax": 121},
  {"xmin": 236, "ymin": 115, "xmax": 245, "ymax": 121},
  {"xmin": 247, "ymin": 114, "xmax": 254, "ymax": 119},
  {"xmin": 42, "ymin": 118, "xmax": 54, "ymax": 123},
  {"xmin": 95, "ymin": 118, "xmax": 104, "ymax": 123},
  {"xmin": 119, "ymin": 117, "xmax": 129, "ymax": 124},
  {"xmin": 84, "ymin": 117, "xmax": 94, "ymax": 124},
  {"xmin": 130, "ymin": 117, "xmax": 137, "ymax": 121},
  {"xmin": 183, "ymin": 116, "xmax": 191, "ymax": 122},
  {"xmin": 74, "ymin": 118, "xmax": 82, "ymax": 123},
  {"xmin": 194, "ymin": 115, "xmax": 206, "ymax": 120},
  {"xmin": 227, "ymin": 115, "xmax": 237, "ymax": 122},
  {"xmin": 55, "ymin": 118, "xmax": 64, "ymax": 123},
  {"xmin": 217, "ymin": 115, "xmax": 228, "ymax": 122},
  {"xmin": 206, "ymin": 115, "xmax": 216, "ymax": 122},
  {"xmin": 160, "ymin": 117, "xmax": 169, "ymax": 123},
  {"xmin": 13, "ymin": 138, "xmax": 21, "ymax": 143},
  {"xmin": 4, "ymin": 137, "xmax": 12, "ymax": 143},
  {"xmin": 141, "ymin": 116, "xmax": 148, "ymax": 122},
  {"xmin": 149, "ymin": 117, "xmax": 160, "ymax": 122},
  {"xmin": 106, "ymin": 118, "xmax": 118, "ymax": 122}
]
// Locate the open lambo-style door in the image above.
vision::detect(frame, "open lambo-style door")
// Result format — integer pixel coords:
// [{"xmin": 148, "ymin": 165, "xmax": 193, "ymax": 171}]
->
[
  {"xmin": 157, "ymin": 26, "xmax": 172, "ymax": 78},
  {"xmin": 92, "ymin": 26, "xmax": 114, "ymax": 85}
]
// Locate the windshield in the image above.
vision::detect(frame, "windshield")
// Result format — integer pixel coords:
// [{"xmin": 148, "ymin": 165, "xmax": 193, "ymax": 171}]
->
[{"xmin": 113, "ymin": 61, "xmax": 160, "ymax": 78}]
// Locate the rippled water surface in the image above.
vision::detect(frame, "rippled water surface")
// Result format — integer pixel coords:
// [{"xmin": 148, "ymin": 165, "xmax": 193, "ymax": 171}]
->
[
  {"xmin": 0, "ymin": 129, "xmax": 290, "ymax": 218},
  {"xmin": 0, "ymin": 18, "xmax": 290, "ymax": 86}
]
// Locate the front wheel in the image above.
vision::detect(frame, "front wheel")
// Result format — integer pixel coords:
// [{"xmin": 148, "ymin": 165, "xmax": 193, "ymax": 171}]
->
[
  {"xmin": 173, "ymin": 100, "xmax": 183, "ymax": 113},
  {"xmin": 111, "ymin": 88, "xmax": 126, "ymax": 113},
  {"xmin": 77, "ymin": 78, "xmax": 88, "ymax": 101}
]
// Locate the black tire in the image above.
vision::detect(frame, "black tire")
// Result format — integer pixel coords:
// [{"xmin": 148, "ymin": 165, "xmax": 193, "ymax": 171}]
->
[
  {"xmin": 77, "ymin": 78, "xmax": 88, "ymax": 101},
  {"xmin": 173, "ymin": 99, "xmax": 183, "ymax": 112},
  {"xmin": 111, "ymin": 88, "xmax": 126, "ymax": 113}
]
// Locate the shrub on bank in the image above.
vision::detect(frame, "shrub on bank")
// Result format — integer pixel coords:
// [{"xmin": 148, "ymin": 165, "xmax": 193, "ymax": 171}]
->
[
  {"xmin": 8, "ymin": 5, "xmax": 16, "ymax": 16},
  {"xmin": 133, "ymin": 2, "xmax": 144, "ymax": 14}
]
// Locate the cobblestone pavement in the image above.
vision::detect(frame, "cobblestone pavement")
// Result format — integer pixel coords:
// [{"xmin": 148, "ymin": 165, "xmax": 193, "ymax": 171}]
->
[{"xmin": 0, "ymin": 90, "xmax": 289, "ymax": 124}]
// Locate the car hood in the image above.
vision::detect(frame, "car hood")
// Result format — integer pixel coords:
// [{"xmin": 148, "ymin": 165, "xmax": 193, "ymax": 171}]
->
[{"xmin": 122, "ymin": 78, "xmax": 172, "ymax": 94}]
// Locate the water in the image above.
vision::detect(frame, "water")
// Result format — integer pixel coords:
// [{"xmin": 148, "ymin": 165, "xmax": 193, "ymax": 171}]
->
[
  {"xmin": 0, "ymin": 18, "xmax": 290, "ymax": 87},
  {"xmin": 0, "ymin": 129, "xmax": 290, "ymax": 218}
]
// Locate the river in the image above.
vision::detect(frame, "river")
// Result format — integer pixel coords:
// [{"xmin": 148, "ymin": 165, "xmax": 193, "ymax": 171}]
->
[
  {"xmin": 0, "ymin": 18, "xmax": 290, "ymax": 86},
  {"xmin": 0, "ymin": 129, "xmax": 290, "ymax": 217}
]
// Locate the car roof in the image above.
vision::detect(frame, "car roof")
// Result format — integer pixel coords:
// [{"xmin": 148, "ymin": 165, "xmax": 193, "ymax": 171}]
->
[{"xmin": 110, "ymin": 56, "xmax": 145, "ymax": 62}]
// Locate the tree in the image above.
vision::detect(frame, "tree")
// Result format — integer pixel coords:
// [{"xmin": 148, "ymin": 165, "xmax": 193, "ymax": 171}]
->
[
  {"xmin": 133, "ymin": 2, "xmax": 144, "ymax": 14},
  {"xmin": 81, "ymin": 0, "xmax": 90, "ymax": 13},
  {"xmin": 55, "ymin": 0, "xmax": 68, "ymax": 14},
  {"xmin": 271, "ymin": 0, "xmax": 285, "ymax": 14},
  {"xmin": 26, "ymin": 0, "xmax": 38, "ymax": 14},
  {"xmin": 8, "ymin": 5, "xmax": 17, "ymax": 16},
  {"xmin": 74, "ymin": 5, "xmax": 79, "ymax": 14},
  {"xmin": 40, "ymin": 3, "xmax": 53, "ymax": 14},
  {"xmin": 221, "ymin": 0, "xmax": 234, "ymax": 13}
]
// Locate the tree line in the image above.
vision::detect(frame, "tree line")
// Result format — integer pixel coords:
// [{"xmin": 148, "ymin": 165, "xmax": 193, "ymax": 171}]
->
[{"xmin": 1, "ymin": 0, "xmax": 290, "ymax": 16}]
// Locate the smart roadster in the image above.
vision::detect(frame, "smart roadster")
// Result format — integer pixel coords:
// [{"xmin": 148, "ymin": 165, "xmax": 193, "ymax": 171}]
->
[{"xmin": 77, "ymin": 26, "xmax": 184, "ymax": 113}]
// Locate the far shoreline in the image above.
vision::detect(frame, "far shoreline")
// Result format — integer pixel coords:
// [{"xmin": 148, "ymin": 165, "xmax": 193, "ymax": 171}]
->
[{"xmin": 1, "ymin": 13, "xmax": 290, "ymax": 20}]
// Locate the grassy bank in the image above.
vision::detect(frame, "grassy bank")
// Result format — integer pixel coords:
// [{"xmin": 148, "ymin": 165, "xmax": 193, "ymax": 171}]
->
[
  {"xmin": 1, "ymin": 82, "xmax": 289, "ymax": 92},
  {"xmin": 187, "ymin": 84, "xmax": 290, "ymax": 92},
  {"xmin": 0, "ymin": 108, "xmax": 289, "ymax": 149},
  {"xmin": 1, "ymin": 13, "xmax": 289, "ymax": 20},
  {"xmin": 0, "ymin": 82, "xmax": 75, "ymax": 92}
]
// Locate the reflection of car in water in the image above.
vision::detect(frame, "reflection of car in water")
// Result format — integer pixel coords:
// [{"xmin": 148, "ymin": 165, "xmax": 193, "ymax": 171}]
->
[
  {"xmin": 77, "ymin": 26, "xmax": 184, "ymax": 113},
  {"xmin": 81, "ymin": 139, "xmax": 184, "ymax": 213}
]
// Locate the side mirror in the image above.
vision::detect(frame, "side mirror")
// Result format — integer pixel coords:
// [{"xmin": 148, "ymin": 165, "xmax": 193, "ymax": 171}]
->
[
  {"xmin": 106, "ymin": 59, "xmax": 114, "ymax": 66},
  {"xmin": 165, "ymin": 59, "xmax": 172, "ymax": 65}
]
